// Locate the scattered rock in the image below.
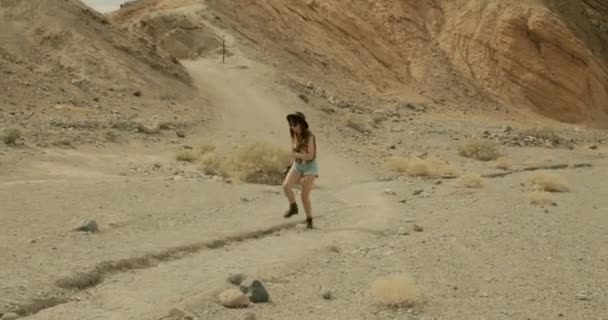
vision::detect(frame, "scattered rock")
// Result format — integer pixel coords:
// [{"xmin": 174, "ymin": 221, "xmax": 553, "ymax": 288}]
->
[
  {"xmin": 242, "ymin": 312, "xmax": 257, "ymax": 320},
  {"xmin": 240, "ymin": 197, "xmax": 250, "ymax": 202},
  {"xmin": 413, "ymin": 224, "xmax": 424, "ymax": 232},
  {"xmin": 398, "ymin": 227, "xmax": 409, "ymax": 236},
  {"xmin": 1, "ymin": 313, "xmax": 19, "ymax": 320},
  {"xmin": 384, "ymin": 188, "xmax": 396, "ymax": 195},
  {"xmin": 589, "ymin": 144, "xmax": 598, "ymax": 150},
  {"xmin": 132, "ymin": 90, "xmax": 142, "ymax": 97},
  {"xmin": 74, "ymin": 219, "xmax": 98, "ymax": 233},
  {"xmin": 321, "ymin": 288, "xmax": 333, "ymax": 300},
  {"xmin": 176, "ymin": 130, "xmax": 185, "ymax": 138},
  {"xmin": 413, "ymin": 189, "xmax": 424, "ymax": 196},
  {"xmin": 248, "ymin": 280, "xmax": 270, "ymax": 303},
  {"xmin": 137, "ymin": 122, "xmax": 161, "ymax": 134},
  {"xmin": 575, "ymin": 292, "xmax": 589, "ymax": 301},
  {"xmin": 218, "ymin": 288, "xmax": 250, "ymax": 308},
  {"xmin": 297, "ymin": 93, "xmax": 309, "ymax": 103},
  {"xmin": 228, "ymin": 273, "xmax": 246, "ymax": 286}
]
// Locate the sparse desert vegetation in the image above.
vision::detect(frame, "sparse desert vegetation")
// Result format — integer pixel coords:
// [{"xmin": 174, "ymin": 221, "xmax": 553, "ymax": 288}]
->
[
  {"xmin": 528, "ymin": 172, "xmax": 570, "ymax": 193},
  {"xmin": 495, "ymin": 157, "xmax": 512, "ymax": 170},
  {"xmin": 370, "ymin": 274, "xmax": 421, "ymax": 308},
  {"xmin": 385, "ymin": 156, "xmax": 455, "ymax": 178},
  {"xmin": 458, "ymin": 173, "xmax": 484, "ymax": 188},
  {"xmin": 2, "ymin": 128, "xmax": 22, "ymax": 145},
  {"xmin": 458, "ymin": 138, "xmax": 501, "ymax": 161}
]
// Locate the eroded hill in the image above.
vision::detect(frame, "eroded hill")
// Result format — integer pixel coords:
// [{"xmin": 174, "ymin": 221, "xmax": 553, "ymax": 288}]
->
[
  {"xmin": 0, "ymin": 0, "xmax": 198, "ymax": 145},
  {"xmin": 110, "ymin": 0, "xmax": 608, "ymax": 128}
]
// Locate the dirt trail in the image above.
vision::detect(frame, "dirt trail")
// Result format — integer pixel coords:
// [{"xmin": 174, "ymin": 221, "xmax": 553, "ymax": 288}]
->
[{"xmin": 13, "ymin": 45, "xmax": 398, "ymax": 320}]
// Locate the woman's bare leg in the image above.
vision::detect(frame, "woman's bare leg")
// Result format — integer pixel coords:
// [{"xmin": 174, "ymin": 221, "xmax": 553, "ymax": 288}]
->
[
  {"xmin": 301, "ymin": 175, "xmax": 316, "ymax": 223},
  {"xmin": 282, "ymin": 166, "xmax": 302, "ymax": 217}
]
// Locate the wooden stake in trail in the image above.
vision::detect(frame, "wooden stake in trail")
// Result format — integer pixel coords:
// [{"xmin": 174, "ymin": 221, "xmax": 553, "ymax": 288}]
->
[{"xmin": 222, "ymin": 36, "xmax": 225, "ymax": 64}]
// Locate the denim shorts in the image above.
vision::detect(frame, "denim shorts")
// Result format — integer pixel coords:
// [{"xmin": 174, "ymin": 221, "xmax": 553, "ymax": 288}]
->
[{"xmin": 294, "ymin": 159, "xmax": 319, "ymax": 177}]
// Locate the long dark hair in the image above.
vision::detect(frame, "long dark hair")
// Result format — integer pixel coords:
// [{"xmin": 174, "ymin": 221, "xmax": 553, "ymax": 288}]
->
[{"xmin": 289, "ymin": 120, "xmax": 312, "ymax": 150}]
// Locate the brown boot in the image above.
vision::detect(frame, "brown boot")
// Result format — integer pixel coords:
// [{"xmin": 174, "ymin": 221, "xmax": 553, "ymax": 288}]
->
[{"xmin": 306, "ymin": 217, "xmax": 313, "ymax": 229}]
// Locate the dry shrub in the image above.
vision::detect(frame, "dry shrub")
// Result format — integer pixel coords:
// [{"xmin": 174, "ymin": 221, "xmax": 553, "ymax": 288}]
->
[
  {"xmin": 200, "ymin": 152, "xmax": 229, "ymax": 177},
  {"xmin": 176, "ymin": 150, "xmax": 197, "ymax": 162},
  {"xmin": 385, "ymin": 156, "xmax": 454, "ymax": 178},
  {"xmin": 2, "ymin": 128, "xmax": 22, "ymax": 145},
  {"xmin": 529, "ymin": 191, "xmax": 556, "ymax": 206},
  {"xmin": 370, "ymin": 274, "xmax": 420, "ymax": 307},
  {"xmin": 495, "ymin": 157, "xmax": 512, "ymax": 170},
  {"xmin": 528, "ymin": 172, "xmax": 570, "ymax": 192},
  {"xmin": 458, "ymin": 138, "xmax": 500, "ymax": 161},
  {"xmin": 224, "ymin": 142, "xmax": 291, "ymax": 185},
  {"xmin": 458, "ymin": 173, "xmax": 484, "ymax": 188},
  {"xmin": 199, "ymin": 143, "xmax": 216, "ymax": 155}
]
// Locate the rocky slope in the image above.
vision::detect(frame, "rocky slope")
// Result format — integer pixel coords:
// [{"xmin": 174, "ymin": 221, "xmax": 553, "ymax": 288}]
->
[
  {"xmin": 0, "ymin": 0, "xmax": 193, "ymax": 112},
  {"xmin": 0, "ymin": 0, "xmax": 199, "ymax": 146},
  {"xmin": 109, "ymin": 0, "xmax": 608, "ymax": 128}
]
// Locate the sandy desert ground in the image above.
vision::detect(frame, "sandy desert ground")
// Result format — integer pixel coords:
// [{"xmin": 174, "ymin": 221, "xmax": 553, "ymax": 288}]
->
[{"xmin": 1, "ymin": 1, "xmax": 607, "ymax": 320}]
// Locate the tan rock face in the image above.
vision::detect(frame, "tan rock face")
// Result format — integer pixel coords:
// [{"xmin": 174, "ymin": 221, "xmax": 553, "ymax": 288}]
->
[
  {"xmin": 439, "ymin": 1, "xmax": 608, "ymax": 126},
  {"xmin": 113, "ymin": 0, "xmax": 608, "ymax": 127}
]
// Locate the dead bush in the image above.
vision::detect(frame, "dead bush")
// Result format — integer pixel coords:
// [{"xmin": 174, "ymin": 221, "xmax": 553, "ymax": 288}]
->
[
  {"xmin": 199, "ymin": 143, "xmax": 216, "ymax": 155},
  {"xmin": 458, "ymin": 138, "xmax": 500, "ymax": 161},
  {"xmin": 495, "ymin": 157, "xmax": 512, "ymax": 170},
  {"xmin": 227, "ymin": 142, "xmax": 291, "ymax": 185},
  {"xmin": 176, "ymin": 150, "xmax": 197, "ymax": 163},
  {"xmin": 528, "ymin": 172, "xmax": 570, "ymax": 192},
  {"xmin": 529, "ymin": 191, "xmax": 556, "ymax": 206},
  {"xmin": 199, "ymin": 152, "xmax": 229, "ymax": 177},
  {"xmin": 51, "ymin": 138, "xmax": 72, "ymax": 147},
  {"xmin": 370, "ymin": 274, "xmax": 420, "ymax": 308},
  {"xmin": 2, "ymin": 128, "xmax": 22, "ymax": 145},
  {"xmin": 385, "ymin": 156, "xmax": 454, "ymax": 178},
  {"xmin": 458, "ymin": 173, "xmax": 484, "ymax": 188}
]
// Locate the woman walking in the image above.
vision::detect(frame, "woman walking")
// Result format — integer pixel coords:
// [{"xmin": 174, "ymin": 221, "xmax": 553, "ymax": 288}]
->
[{"xmin": 282, "ymin": 111, "xmax": 318, "ymax": 229}]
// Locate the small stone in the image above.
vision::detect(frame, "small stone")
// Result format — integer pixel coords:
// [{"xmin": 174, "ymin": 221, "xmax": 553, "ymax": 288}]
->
[
  {"xmin": 321, "ymin": 288, "xmax": 333, "ymax": 300},
  {"xmin": 74, "ymin": 219, "xmax": 98, "ymax": 233},
  {"xmin": 218, "ymin": 288, "xmax": 249, "ymax": 308},
  {"xmin": 589, "ymin": 144, "xmax": 598, "ymax": 150},
  {"xmin": 248, "ymin": 280, "xmax": 270, "ymax": 303},
  {"xmin": 413, "ymin": 224, "xmax": 424, "ymax": 232},
  {"xmin": 242, "ymin": 312, "xmax": 257, "ymax": 320},
  {"xmin": 240, "ymin": 197, "xmax": 250, "ymax": 202},
  {"xmin": 398, "ymin": 227, "xmax": 409, "ymax": 235},
  {"xmin": 228, "ymin": 273, "xmax": 246, "ymax": 286},
  {"xmin": 435, "ymin": 180, "xmax": 442, "ymax": 185},
  {"xmin": 575, "ymin": 292, "xmax": 589, "ymax": 301},
  {"xmin": 384, "ymin": 188, "xmax": 396, "ymax": 195},
  {"xmin": 413, "ymin": 189, "xmax": 424, "ymax": 196},
  {"xmin": 1, "ymin": 313, "xmax": 19, "ymax": 320},
  {"xmin": 176, "ymin": 130, "xmax": 185, "ymax": 138},
  {"xmin": 297, "ymin": 94, "xmax": 309, "ymax": 103},
  {"xmin": 133, "ymin": 90, "xmax": 142, "ymax": 97}
]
